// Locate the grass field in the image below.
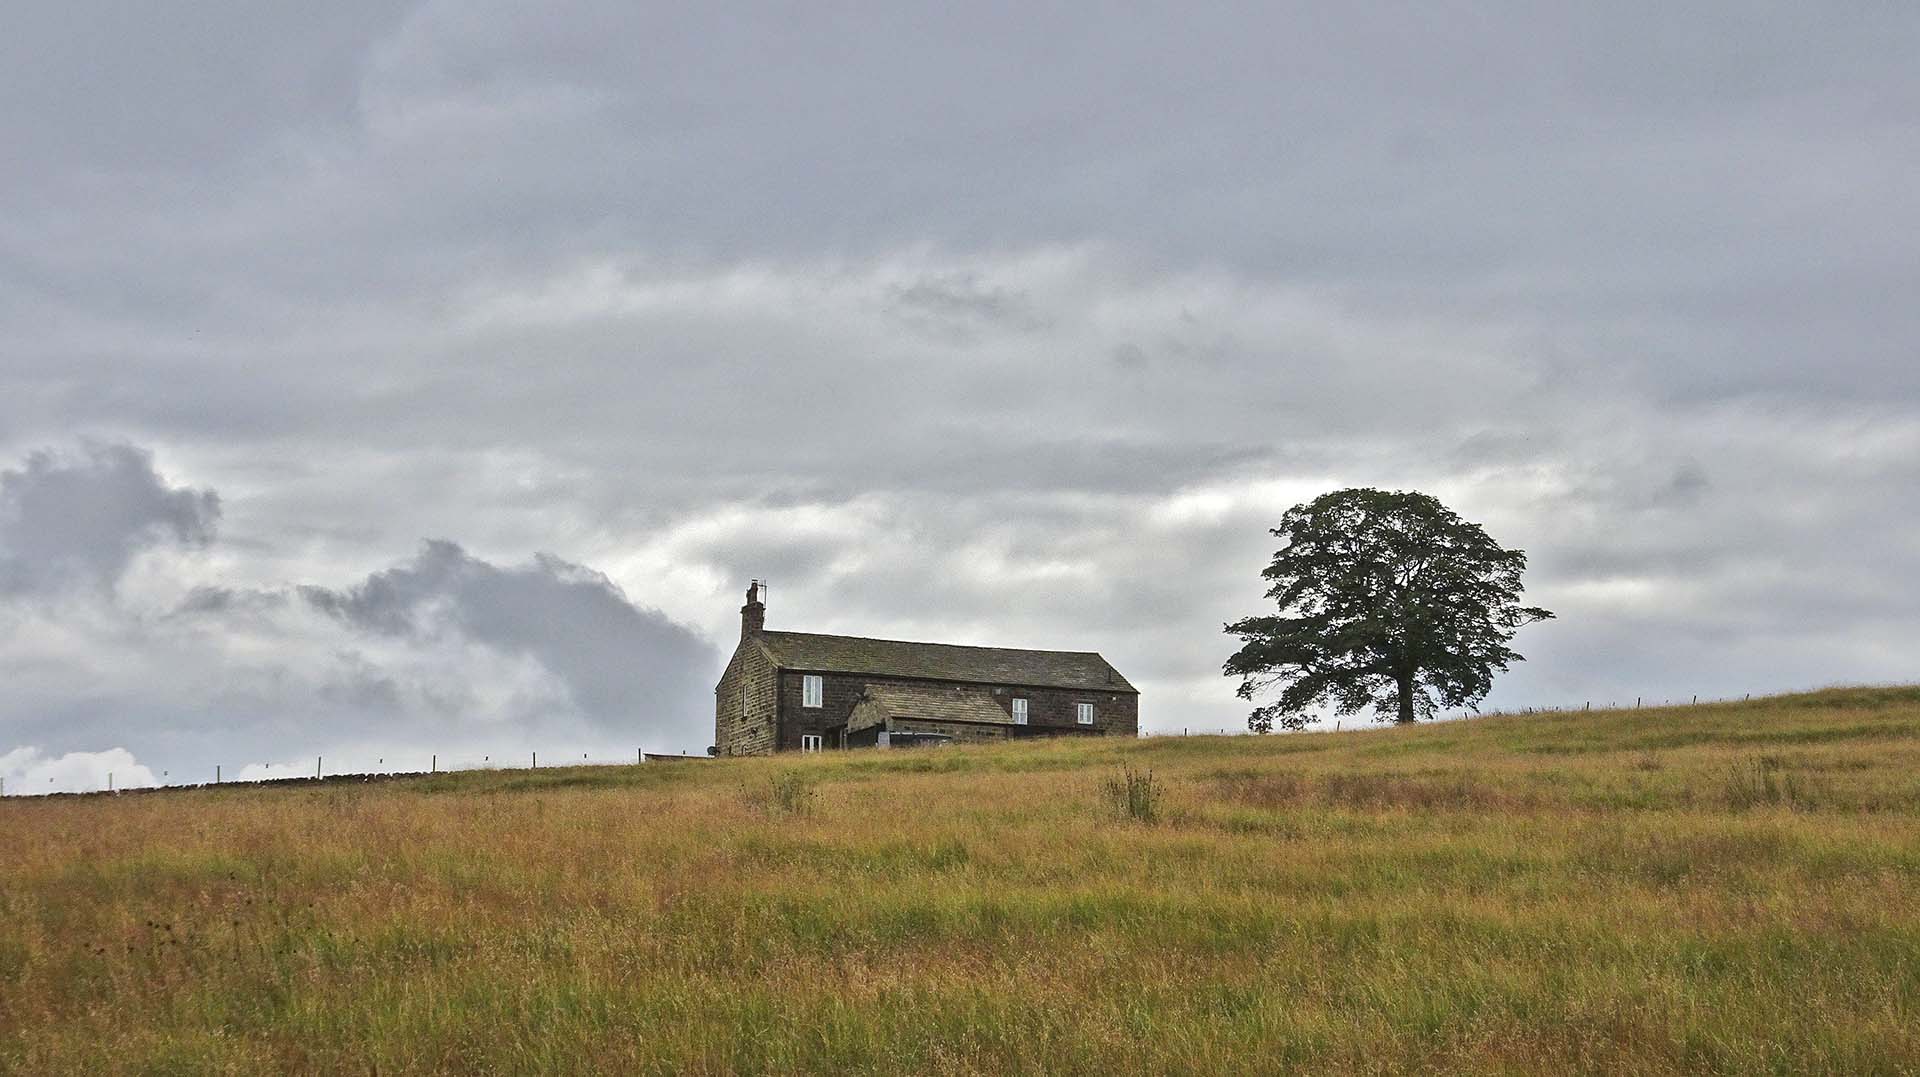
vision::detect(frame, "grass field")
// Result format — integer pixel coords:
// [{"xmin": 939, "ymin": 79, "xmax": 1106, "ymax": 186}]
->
[{"xmin": 4, "ymin": 687, "xmax": 1920, "ymax": 1074}]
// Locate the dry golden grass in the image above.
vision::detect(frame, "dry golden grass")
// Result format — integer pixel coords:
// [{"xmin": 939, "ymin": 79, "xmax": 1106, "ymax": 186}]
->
[{"xmin": 5, "ymin": 687, "xmax": 1920, "ymax": 1074}]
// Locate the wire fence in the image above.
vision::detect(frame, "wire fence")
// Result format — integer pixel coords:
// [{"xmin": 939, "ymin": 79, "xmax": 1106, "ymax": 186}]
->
[
  {"xmin": 1457, "ymin": 691, "xmax": 1760, "ymax": 720},
  {"xmin": 4, "ymin": 692, "xmax": 1773, "ymax": 796},
  {"xmin": 1145, "ymin": 690, "xmax": 1766, "ymax": 737},
  {"xmin": 1, "ymin": 747, "xmax": 709, "ymax": 799}
]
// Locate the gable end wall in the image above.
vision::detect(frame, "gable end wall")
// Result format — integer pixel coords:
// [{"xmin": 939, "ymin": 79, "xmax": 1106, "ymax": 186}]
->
[{"xmin": 714, "ymin": 641, "xmax": 778, "ymax": 756}]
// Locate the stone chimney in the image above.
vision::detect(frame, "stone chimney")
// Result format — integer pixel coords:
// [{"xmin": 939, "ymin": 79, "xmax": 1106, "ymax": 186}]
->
[{"xmin": 741, "ymin": 580, "xmax": 765, "ymax": 638}]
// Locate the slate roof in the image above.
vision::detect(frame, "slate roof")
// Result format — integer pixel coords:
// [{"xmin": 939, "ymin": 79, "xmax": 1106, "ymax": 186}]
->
[
  {"xmin": 753, "ymin": 630, "xmax": 1137, "ymax": 693},
  {"xmin": 845, "ymin": 684, "xmax": 1013, "ymax": 733}
]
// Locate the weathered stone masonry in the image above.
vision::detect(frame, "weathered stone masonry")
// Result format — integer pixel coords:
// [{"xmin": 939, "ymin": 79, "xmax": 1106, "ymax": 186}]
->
[{"xmin": 712, "ymin": 582, "xmax": 1139, "ymax": 755}]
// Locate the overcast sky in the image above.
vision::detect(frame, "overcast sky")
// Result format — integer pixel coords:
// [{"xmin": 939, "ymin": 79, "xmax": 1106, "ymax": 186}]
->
[{"xmin": 4, "ymin": 3, "xmax": 1916, "ymax": 793}]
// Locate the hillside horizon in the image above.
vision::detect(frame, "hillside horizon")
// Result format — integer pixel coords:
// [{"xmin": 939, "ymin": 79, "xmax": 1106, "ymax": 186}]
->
[
  {"xmin": 6, "ymin": 684, "xmax": 1919, "ymax": 1072},
  {"xmin": 8, "ymin": 682, "xmax": 1914, "ymax": 800}
]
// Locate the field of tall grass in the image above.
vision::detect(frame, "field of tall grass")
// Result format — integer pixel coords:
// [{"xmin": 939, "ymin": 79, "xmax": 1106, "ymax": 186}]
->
[{"xmin": 5, "ymin": 687, "xmax": 1920, "ymax": 1074}]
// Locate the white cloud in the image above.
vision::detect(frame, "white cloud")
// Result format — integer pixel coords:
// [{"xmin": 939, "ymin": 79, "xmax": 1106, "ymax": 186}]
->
[
  {"xmin": 0, "ymin": 746, "xmax": 156, "ymax": 796},
  {"xmin": 232, "ymin": 761, "xmax": 314, "ymax": 782}
]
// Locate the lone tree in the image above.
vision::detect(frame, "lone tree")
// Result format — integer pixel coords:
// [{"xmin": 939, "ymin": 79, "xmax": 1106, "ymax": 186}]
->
[{"xmin": 1224, "ymin": 488, "xmax": 1552, "ymax": 732}]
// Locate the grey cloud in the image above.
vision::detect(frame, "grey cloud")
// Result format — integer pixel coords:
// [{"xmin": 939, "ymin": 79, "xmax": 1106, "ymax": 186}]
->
[
  {"xmin": 171, "ymin": 585, "xmax": 290, "ymax": 617},
  {"xmin": 1659, "ymin": 463, "xmax": 1710, "ymax": 506},
  {"xmin": 302, "ymin": 540, "xmax": 716, "ymax": 739},
  {"xmin": 1111, "ymin": 342, "xmax": 1150, "ymax": 370},
  {"xmin": 0, "ymin": 2, "xmax": 403, "ymax": 178},
  {"xmin": 0, "ymin": 441, "xmax": 722, "ymax": 783},
  {"xmin": 318, "ymin": 651, "xmax": 405, "ymax": 713},
  {"xmin": 4, "ymin": 4, "xmax": 1920, "ymax": 787},
  {"xmin": 0, "ymin": 442, "xmax": 219, "ymax": 596},
  {"xmin": 886, "ymin": 273, "xmax": 1045, "ymax": 341}
]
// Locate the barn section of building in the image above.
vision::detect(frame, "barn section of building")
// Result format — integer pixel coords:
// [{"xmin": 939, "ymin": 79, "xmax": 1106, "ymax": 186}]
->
[{"xmin": 713, "ymin": 583, "xmax": 1139, "ymax": 755}]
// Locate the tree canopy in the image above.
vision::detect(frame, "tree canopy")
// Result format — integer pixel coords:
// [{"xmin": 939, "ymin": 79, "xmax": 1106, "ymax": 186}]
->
[{"xmin": 1224, "ymin": 488, "xmax": 1552, "ymax": 732}]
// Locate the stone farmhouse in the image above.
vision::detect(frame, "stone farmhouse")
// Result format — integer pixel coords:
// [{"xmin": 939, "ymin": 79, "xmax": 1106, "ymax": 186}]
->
[{"xmin": 713, "ymin": 582, "xmax": 1139, "ymax": 755}]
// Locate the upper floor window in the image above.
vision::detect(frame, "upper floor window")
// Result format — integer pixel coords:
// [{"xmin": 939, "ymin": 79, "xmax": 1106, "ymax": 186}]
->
[
  {"xmin": 803, "ymin": 674, "xmax": 824, "ymax": 708},
  {"xmin": 1076, "ymin": 702, "xmax": 1095, "ymax": 725},
  {"xmin": 1011, "ymin": 697, "xmax": 1028, "ymax": 724}
]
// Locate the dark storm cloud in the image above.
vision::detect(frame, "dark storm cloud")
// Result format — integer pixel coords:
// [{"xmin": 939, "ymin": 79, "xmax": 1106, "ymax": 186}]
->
[
  {"xmin": 301, "ymin": 540, "xmax": 715, "ymax": 733},
  {"xmin": 0, "ymin": 442, "xmax": 219, "ymax": 596},
  {"xmin": 0, "ymin": 442, "xmax": 717, "ymax": 788},
  {"xmin": 5, "ymin": 4, "xmax": 1920, "ymax": 788}
]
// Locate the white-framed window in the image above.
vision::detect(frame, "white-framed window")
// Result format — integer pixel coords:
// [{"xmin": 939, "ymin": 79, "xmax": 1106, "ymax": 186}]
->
[
  {"xmin": 801, "ymin": 733, "xmax": 822, "ymax": 753},
  {"xmin": 802, "ymin": 674, "xmax": 824, "ymax": 708},
  {"xmin": 1076, "ymin": 702, "xmax": 1095, "ymax": 725},
  {"xmin": 1011, "ymin": 697, "xmax": 1028, "ymax": 725}
]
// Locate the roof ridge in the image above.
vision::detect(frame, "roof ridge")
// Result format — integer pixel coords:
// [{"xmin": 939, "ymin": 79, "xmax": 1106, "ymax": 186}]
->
[
  {"xmin": 759, "ymin": 628, "xmax": 1101, "ymax": 657},
  {"xmin": 752, "ymin": 628, "xmax": 1137, "ymax": 693}
]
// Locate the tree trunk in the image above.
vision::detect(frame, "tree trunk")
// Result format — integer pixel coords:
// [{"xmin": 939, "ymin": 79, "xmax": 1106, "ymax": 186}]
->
[{"xmin": 1395, "ymin": 673, "xmax": 1416, "ymax": 724}]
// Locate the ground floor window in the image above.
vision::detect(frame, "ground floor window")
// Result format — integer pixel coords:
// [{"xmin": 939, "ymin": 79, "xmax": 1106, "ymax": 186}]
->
[
  {"xmin": 1076, "ymin": 702, "xmax": 1095, "ymax": 725},
  {"xmin": 1012, "ymin": 697, "xmax": 1028, "ymax": 724},
  {"xmin": 801, "ymin": 733, "xmax": 823, "ymax": 752}
]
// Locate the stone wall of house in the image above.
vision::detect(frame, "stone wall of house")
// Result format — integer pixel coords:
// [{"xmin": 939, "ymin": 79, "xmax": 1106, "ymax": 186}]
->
[
  {"xmin": 713, "ymin": 641, "xmax": 777, "ymax": 756},
  {"xmin": 776, "ymin": 670, "xmax": 1139, "ymax": 750}
]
